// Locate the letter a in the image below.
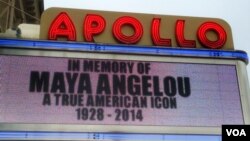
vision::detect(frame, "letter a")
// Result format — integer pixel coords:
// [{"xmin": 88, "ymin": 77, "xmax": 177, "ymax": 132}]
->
[
  {"xmin": 43, "ymin": 94, "xmax": 51, "ymax": 106},
  {"xmin": 240, "ymin": 129, "xmax": 246, "ymax": 136},
  {"xmin": 49, "ymin": 12, "xmax": 76, "ymax": 41}
]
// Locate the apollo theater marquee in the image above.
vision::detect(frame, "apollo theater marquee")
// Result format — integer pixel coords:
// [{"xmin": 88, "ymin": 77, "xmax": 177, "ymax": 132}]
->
[{"xmin": 0, "ymin": 7, "xmax": 249, "ymax": 140}]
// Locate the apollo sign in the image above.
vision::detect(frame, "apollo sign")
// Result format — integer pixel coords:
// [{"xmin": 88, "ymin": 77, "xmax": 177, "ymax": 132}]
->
[{"xmin": 40, "ymin": 8, "xmax": 234, "ymax": 50}]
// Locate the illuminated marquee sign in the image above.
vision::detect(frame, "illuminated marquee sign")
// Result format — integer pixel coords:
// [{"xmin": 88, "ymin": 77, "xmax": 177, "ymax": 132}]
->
[
  {"xmin": 40, "ymin": 8, "xmax": 234, "ymax": 50},
  {"xmin": 1, "ymin": 48, "xmax": 248, "ymax": 134}
]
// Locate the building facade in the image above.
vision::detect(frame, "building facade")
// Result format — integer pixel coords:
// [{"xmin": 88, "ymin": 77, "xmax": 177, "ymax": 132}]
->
[{"xmin": 0, "ymin": 0, "xmax": 43, "ymax": 33}]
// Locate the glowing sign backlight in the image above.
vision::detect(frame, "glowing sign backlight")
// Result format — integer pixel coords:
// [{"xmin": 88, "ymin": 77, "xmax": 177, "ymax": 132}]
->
[{"xmin": 0, "ymin": 55, "xmax": 243, "ymax": 127}]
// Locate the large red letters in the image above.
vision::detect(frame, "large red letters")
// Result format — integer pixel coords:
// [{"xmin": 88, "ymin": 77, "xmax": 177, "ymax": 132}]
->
[{"xmin": 48, "ymin": 12, "xmax": 227, "ymax": 49}]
